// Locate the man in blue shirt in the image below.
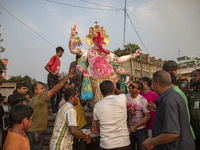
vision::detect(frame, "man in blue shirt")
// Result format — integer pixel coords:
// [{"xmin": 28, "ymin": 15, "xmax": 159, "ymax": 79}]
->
[{"xmin": 142, "ymin": 70, "xmax": 195, "ymax": 150}]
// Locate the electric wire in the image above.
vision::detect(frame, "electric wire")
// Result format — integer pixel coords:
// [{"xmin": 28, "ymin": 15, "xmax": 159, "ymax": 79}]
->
[
  {"xmin": 127, "ymin": 12, "xmax": 150, "ymax": 55},
  {"xmin": 0, "ymin": 4, "xmax": 74, "ymax": 60},
  {"xmin": 80, "ymin": 0, "xmax": 123, "ymax": 10},
  {"xmin": 46, "ymin": 0, "xmax": 122, "ymax": 11},
  {"xmin": 0, "ymin": 5, "xmax": 56, "ymax": 48},
  {"xmin": 1, "ymin": 2, "xmax": 150, "ymax": 58},
  {"xmin": 46, "ymin": 0, "xmax": 149, "ymax": 55}
]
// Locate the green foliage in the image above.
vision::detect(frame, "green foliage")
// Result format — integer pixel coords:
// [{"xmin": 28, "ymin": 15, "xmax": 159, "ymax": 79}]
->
[
  {"xmin": 0, "ymin": 12, "xmax": 5, "ymax": 53},
  {"xmin": 114, "ymin": 47, "xmax": 122, "ymax": 53},
  {"xmin": 114, "ymin": 43, "xmax": 141, "ymax": 54},
  {"xmin": 6, "ymin": 75, "xmax": 38, "ymax": 97},
  {"xmin": 0, "ymin": 59, "xmax": 6, "ymax": 70},
  {"xmin": 124, "ymin": 43, "xmax": 140, "ymax": 53}
]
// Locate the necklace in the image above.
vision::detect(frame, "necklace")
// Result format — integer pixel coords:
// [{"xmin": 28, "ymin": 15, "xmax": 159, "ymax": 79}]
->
[{"xmin": 92, "ymin": 47, "xmax": 101, "ymax": 55}]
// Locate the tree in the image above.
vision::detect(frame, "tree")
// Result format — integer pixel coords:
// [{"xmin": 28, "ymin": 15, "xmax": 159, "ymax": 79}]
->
[
  {"xmin": 114, "ymin": 47, "xmax": 122, "ymax": 53},
  {"xmin": 124, "ymin": 43, "xmax": 140, "ymax": 53},
  {"xmin": 0, "ymin": 12, "xmax": 5, "ymax": 53},
  {"xmin": 114, "ymin": 43, "xmax": 141, "ymax": 54},
  {"xmin": 0, "ymin": 60, "xmax": 6, "ymax": 70},
  {"xmin": 5, "ymin": 75, "xmax": 37, "ymax": 97}
]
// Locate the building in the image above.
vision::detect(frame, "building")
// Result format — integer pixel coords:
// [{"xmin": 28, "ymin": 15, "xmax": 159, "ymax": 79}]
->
[
  {"xmin": 177, "ymin": 56, "xmax": 200, "ymax": 79},
  {"xmin": 0, "ymin": 81, "xmax": 19, "ymax": 98},
  {"xmin": 115, "ymin": 48, "xmax": 166, "ymax": 80},
  {"xmin": 1, "ymin": 58, "xmax": 8, "ymax": 79},
  {"xmin": 0, "ymin": 81, "xmax": 47, "ymax": 98}
]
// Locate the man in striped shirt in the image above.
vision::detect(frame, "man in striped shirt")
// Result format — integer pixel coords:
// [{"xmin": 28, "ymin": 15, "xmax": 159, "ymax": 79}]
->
[{"xmin": 50, "ymin": 88, "xmax": 91, "ymax": 150}]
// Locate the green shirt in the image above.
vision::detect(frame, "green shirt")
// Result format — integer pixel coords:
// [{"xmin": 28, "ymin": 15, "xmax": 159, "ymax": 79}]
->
[
  {"xmin": 173, "ymin": 86, "xmax": 195, "ymax": 139},
  {"xmin": 27, "ymin": 91, "xmax": 48, "ymax": 133}
]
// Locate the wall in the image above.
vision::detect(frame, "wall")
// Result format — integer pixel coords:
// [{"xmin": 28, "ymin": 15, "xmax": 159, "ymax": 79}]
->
[
  {"xmin": 116, "ymin": 49, "xmax": 166, "ymax": 80},
  {"xmin": 0, "ymin": 81, "xmax": 18, "ymax": 98}
]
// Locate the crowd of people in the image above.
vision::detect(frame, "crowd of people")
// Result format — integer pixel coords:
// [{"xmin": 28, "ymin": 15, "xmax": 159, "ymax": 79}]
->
[
  {"xmin": 0, "ymin": 50, "xmax": 199, "ymax": 150},
  {"xmin": 0, "ymin": 22, "xmax": 199, "ymax": 150}
]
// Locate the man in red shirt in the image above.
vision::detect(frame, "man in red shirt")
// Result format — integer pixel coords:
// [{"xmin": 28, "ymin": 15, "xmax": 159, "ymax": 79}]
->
[{"xmin": 45, "ymin": 46, "xmax": 64, "ymax": 115}]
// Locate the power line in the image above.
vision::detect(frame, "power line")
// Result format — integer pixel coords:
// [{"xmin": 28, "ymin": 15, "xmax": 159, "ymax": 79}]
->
[
  {"xmin": 80, "ymin": 0, "xmax": 123, "ymax": 10},
  {"xmin": 0, "ymin": 4, "xmax": 74, "ymax": 60},
  {"xmin": 126, "ymin": 12, "xmax": 150, "ymax": 55},
  {"xmin": 46, "ymin": 0, "xmax": 122, "ymax": 11},
  {"xmin": 0, "ymin": 4, "xmax": 56, "ymax": 48}
]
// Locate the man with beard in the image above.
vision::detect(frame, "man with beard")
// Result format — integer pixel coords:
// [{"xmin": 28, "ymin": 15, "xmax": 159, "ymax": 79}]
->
[
  {"xmin": 190, "ymin": 69, "xmax": 200, "ymax": 150},
  {"xmin": 1, "ymin": 96, "xmax": 8, "ymax": 112},
  {"xmin": 162, "ymin": 60, "xmax": 190, "ymax": 98}
]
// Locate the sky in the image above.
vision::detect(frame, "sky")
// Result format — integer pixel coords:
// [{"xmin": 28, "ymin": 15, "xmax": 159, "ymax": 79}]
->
[{"xmin": 0, "ymin": 0, "xmax": 200, "ymax": 83}]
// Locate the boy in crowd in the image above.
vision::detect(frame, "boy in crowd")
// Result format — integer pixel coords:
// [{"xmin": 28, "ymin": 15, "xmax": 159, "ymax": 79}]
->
[
  {"xmin": 45, "ymin": 46, "xmax": 64, "ymax": 115},
  {"xmin": 8, "ymin": 93, "xmax": 27, "ymax": 108},
  {"xmin": 126, "ymin": 81, "xmax": 150, "ymax": 150},
  {"xmin": 14, "ymin": 83, "xmax": 28, "ymax": 95},
  {"xmin": 3, "ymin": 104, "xmax": 33, "ymax": 150}
]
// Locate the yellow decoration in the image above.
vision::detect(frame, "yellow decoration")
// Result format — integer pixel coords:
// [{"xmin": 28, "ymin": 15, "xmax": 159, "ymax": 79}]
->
[{"xmin": 86, "ymin": 22, "xmax": 109, "ymax": 48}]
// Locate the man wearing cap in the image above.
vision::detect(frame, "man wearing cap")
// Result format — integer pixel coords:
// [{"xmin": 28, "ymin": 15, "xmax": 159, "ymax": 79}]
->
[{"xmin": 162, "ymin": 60, "xmax": 190, "ymax": 98}]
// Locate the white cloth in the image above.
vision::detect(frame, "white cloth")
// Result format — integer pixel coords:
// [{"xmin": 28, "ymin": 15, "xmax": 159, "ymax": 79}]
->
[
  {"xmin": 93, "ymin": 94, "xmax": 130, "ymax": 149},
  {"xmin": 126, "ymin": 93, "xmax": 150, "ymax": 130},
  {"xmin": 147, "ymin": 129, "xmax": 152, "ymax": 138}
]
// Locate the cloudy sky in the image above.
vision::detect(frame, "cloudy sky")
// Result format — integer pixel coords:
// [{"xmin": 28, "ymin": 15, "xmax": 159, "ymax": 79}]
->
[{"xmin": 0, "ymin": 0, "xmax": 200, "ymax": 83}]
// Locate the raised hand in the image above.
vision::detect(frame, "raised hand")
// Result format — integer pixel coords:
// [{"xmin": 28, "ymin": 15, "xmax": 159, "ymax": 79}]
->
[
  {"xmin": 131, "ymin": 49, "xmax": 141, "ymax": 59},
  {"xmin": 71, "ymin": 24, "xmax": 78, "ymax": 32},
  {"xmin": 135, "ymin": 49, "xmax": 141, "ymax": 55}
]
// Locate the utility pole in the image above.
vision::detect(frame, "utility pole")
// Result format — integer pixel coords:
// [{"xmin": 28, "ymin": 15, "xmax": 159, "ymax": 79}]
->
[{"xmin": 123, "ymin": 0, "xmax": 127, "ymax": 50}]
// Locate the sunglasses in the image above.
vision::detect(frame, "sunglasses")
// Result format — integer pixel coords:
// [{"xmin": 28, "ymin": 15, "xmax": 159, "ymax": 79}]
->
[{"xmin": 129, "ymin": 84, "xmax": 138, "ymax": 89}]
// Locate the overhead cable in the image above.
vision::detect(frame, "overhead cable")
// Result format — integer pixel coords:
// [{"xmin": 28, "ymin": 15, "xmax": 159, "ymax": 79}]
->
[
  {"xmin": 127, "ymin": 12, "xmax": 150, "ymax": 55},
  {"xmin": 0, "ymin": 4, "xmax": 74, "ymax": 60},
  {"xmin": 0, "ymin": 4, "xmax": 56, "ymax": 48},
  {"xmin": 46, "ymin": 0, "xmax": 122, "ymax": 11},
  {"xmin": 80, "ymin": 0, "xmax": 123, "ymax": 10}
]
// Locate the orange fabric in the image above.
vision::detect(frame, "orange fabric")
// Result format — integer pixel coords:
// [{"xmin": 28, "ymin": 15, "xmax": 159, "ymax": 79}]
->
[{"xmin": 3, "ymin": 129, "xmax": 30, "ymax": 150}]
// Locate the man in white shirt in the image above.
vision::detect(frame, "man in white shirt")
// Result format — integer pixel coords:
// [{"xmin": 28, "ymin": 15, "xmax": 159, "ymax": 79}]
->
[{"xmin": 93, "ymin": 80, "xmax": 131, "ymax": 150}]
